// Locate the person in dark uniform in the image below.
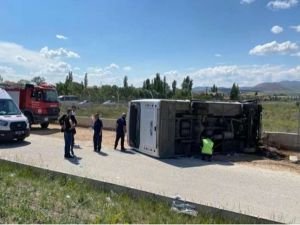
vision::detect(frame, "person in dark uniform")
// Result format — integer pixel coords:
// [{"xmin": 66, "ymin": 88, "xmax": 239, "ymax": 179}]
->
[
  {"xmin": 93, "ymin": 113, "xmax": 103, "ymax": 152},
  {"xmin": 71, "ymin": 105, "xmax": 79, "ymax": 150},
  {"xmin": 59, "ymin": 108, "xmax": 77, "ymax": 158},
  {"xmin": 114, "ymin": 113, "xmax": 126, "ymax": 151}
]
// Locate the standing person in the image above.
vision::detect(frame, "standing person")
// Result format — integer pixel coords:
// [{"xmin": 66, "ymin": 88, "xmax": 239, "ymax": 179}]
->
[
  {"xmin": 59, "ymin": 108, "xmax": 76, "ymax": 158},
  {"xmin": 71, "ymin": 105, "xmax": 78, "ymax": 150},
  {"xmin": 92, "ymin": 113, "xmax": 103, "ymax": 152},
  {"xmin": 114, "ymin": 113, "xmax": 127, "ymax": 151}
]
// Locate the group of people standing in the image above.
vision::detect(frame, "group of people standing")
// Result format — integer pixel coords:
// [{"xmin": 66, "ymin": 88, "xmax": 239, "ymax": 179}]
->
[{"xmin": 59, "ymin": 107, "xmax": 127, "ymax": 158}]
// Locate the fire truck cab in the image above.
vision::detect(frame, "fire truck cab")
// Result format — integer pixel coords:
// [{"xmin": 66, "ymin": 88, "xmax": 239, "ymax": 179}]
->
[{"xmin": 3, "ymin": 83, "xmax": 60, "ymax": 129}]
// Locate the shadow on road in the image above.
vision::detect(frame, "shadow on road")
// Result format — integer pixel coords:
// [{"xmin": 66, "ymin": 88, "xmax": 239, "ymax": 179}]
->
[
  {"xmin": 95, "ymin": 151, "xmax": 108, "ymax": 156},
  {"xmin": 121, "ymin": 150, "xmax": 135, "ymax": 155},
  {"xmin": 65, "ymin": 156, "xmax": 82, "ymax": 165},
  {"xmin": 0, "ymin": 140, "xmax": 31, "ymax": 149},
  {"xmin": 159, "ymin": 149, "xmax": 288, "ymax": 168},
  {"xmin": 160, "ymin": 155, "xmax": 234, "ymax": 168},
  {"xmin": 30, "ymin": 127, "xmax": 61, "ymax": 136}
]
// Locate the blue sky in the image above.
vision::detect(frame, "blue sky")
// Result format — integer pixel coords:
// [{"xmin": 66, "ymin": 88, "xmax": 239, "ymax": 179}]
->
[{"xmin": 0, "ymin": 0, "xmax": 299, "ymax": 87}]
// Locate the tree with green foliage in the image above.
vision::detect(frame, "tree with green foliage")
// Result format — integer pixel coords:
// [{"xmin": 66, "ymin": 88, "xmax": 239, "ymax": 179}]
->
[
  {"xmin": 211, "ymin": 84, "xmax": 218, "ymax": 93},
  {"xmin": 63, "ymin": 71, "xmax": 74, "ymax": 94},
  {"xmin": 55, "ymin": 71, "xmax": 201, "ymax": 102},
  {"xmin": 31, "ymin": 76, "xmax": 45, "ymax": 85},
  {"xmin": 181, "ymin": 76, "xmax": 193, "ymax": 98},
  {"xmin": 152, "ymin": 73, "xmax": 164, "ymax": 96},
  {"xmin": 84, "ymin": 73, "xmax": 88, "ymax": 89},
  {"xmin": 172, "ymin": 80, "xmax": 177, "ymax": 96},
  {"xmin": 230, "ymin": 83, "xmax": 240, "ymax": 100},
  {"xmin": 143, "ymin": 79, "xmax": 151, "ymax": 90},
  {"xmin": 123, "ymin": 76, "xmax": 128, "ymax": 88},
  {"xmin": 0, "ymin": 75, "xmax": 3, "ymax": 83},
  {"xmin": 67, "ymin": 71, "xmax": 73, "ymax": 82},
  {"xmin": 163, "ymin": 76, "xmax": 167, "ymax": 97},
  {"xmin": 56, "ymin": 82, "xmax": 65, "ymax": 95}
]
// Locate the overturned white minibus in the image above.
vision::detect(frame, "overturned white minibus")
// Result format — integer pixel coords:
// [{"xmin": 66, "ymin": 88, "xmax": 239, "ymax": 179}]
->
[{"xmin": 127, "ymin": 99, "xmax": 262, "ymax": 158}]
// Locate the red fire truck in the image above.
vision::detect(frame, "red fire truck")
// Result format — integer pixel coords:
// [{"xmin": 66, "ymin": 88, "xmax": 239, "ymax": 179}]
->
[{"xmin": 2, "ymin": 82, "xmax": 60, "ymax": 129}]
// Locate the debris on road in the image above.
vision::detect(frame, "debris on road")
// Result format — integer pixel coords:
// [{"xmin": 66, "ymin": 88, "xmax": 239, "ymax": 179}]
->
[
  {"xmin": 171, "ymin": 195, "xmax": 198, "ymax": 217},
  {"xmin": 289, "ymin": 155, "xmax": 299, "ymax": 163}
]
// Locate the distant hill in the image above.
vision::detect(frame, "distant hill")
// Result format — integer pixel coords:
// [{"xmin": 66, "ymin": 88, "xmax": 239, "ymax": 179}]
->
[
  {"xmin": 252, "ymin": 81, "xmax": 300, "ymax": 93},
  {"xmin": 193, "ymin": 80, "xmax": 300, "ymax": 94}
]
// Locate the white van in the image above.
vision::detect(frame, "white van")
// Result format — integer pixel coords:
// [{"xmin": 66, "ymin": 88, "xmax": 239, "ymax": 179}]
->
[
  {"xmin": 0, "ymin": 88, "xmax": 30, "ymax": 141},
  {"xmin": 58, "ymin": 95, "xmax": 79, "ymax": 106}
]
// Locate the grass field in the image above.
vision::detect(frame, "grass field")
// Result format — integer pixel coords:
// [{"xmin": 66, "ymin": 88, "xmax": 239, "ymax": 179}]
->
[
  {"xmin": 262, "ymin": 101, "xmax": 299, "ymax": 133},
  {"xmin": 0, "ymin": 161, "xmax": 251, "ymax": 224},
  {"xmin": 62, "ymin": 104, "xmax": 127, "ymax": 119},
  {"xmin": 63, "ymin": 101, "xmax": 299, "ymax": 133}
]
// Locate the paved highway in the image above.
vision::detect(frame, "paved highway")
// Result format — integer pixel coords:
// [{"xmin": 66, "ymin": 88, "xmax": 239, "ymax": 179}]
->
[{"xmin": 0, "ymin": 134, "xmax": 299, "ymax": 223}]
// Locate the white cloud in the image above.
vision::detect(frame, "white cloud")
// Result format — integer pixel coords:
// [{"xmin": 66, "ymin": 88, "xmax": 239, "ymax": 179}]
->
[
  {"xmin": 86, "ymin": 65, "xmax": 123, "ymax": 86},
  {"xmin": 0, "ymin": 41, "xmax": 55, "ymax": 70},
  {"xmin": 0, "ymin": 41, "xmax": 73, "ymax": 83},
  {"xmin": 33, "ymin": 61, "xmax": 71, "ymax": 76},
  {"xmin": 56, "ymin": 34, "xmax": 68, "ymax": 40},
  {"xmin": 85, "ymin": 63, "xmax": 126, "ymax": 85},
  {"xmin": 162, "ymin": 70, "xmax": 181, "ymax": 84},
  {"xmin": 215, "ymin": 53, "xmax": 222, "ymax": 57},
  {"xmin": 267, "ymin": 0, "xmax": 298, "ymax": 10},
  {"xmin": 290, "ymin": 25, "xmax": 300, "ymax": 32},
  {"xmin": 0, "ymin": 65, "xmax": 15, "ymax": 75},
  {"xmin": 240, "ymin": 0, "xmax": 256, "ymax": 4},
  {"xmin": 40, "ymin": 46, "xmax": 80, "ymax": 59},
  {"xmin": 291, "ymin": 52, "xmax": 300, "ymax": 56},
  {"xmin": 249, "ymin": 41, "xmax": 298, "ymax": 55},
  {"xmin": 123, "ymin": 66, "xmax": 132, "ymax": 71},
  {"xmin": 111, "ymin": 64, "xmax": 300, "ymax": 87},
  {"xmin": 271, "ymin": 25, "xmax": 283, "ymax": 34},
  {"xmin": 16, "ymin": 55, "xmax": 28, "ymax": 62},
  {"xmin": 73, "ymin": 67, "xmax": 80, "ymax": 71},
  {"xmin": 105, "ymin": 63, "xmax": 119, "ymax": 70},
  {"xmin": 162, "ymin": 65, "xmax": 300, "ymax": 88},
  {"xmin": 87, "ymin": 66, "xmax": 103, "ymax": 73}
]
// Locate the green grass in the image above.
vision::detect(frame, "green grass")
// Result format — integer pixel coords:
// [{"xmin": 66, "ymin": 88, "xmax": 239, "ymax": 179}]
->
[
  {"xmin": 262, "ymin": 101, "xmax": 299, "ymax": 133},
  {"xmin": 0, "ymin": 161, "xmax": 253, "ymax": 224},
  {"xmin": 61, "ymin": 104, "xmax": 128, "ymax": 119}
]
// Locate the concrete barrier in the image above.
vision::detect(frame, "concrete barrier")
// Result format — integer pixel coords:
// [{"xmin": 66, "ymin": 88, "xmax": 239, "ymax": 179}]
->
[{"xmin": 263, "ymin": 132, "xmax": 300, "ymax": 151}]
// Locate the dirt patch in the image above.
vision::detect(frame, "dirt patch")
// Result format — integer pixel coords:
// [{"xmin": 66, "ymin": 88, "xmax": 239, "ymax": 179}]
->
[{"xmin": 240, "ymin": 159, "xmax": 300, "ymax": 174}]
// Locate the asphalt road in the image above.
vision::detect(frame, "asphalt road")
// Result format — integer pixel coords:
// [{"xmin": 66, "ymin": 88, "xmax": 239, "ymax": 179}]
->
[{"xmin": 0, "ymin": 133, "xmax": 299, "ymax": 223}]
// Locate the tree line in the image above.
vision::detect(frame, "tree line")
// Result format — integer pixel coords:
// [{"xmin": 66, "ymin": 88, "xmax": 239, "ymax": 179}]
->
[
  {"xmin": 55, "ymin": 72, "xmax": 196, "ymax": 102},
  {"xmin": 0, "ymin": 73, "xmax": 240, "ymax": 102}
]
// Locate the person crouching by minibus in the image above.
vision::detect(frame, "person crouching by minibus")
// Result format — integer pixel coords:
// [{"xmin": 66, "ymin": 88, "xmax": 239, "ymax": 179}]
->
[
  {"xmin": 93, "ymin": 113, "xmax": 103, "ymax": 152},
  {"xmin": 201, "ymin": 138, "xmax": 214, "ymax": 161}
]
